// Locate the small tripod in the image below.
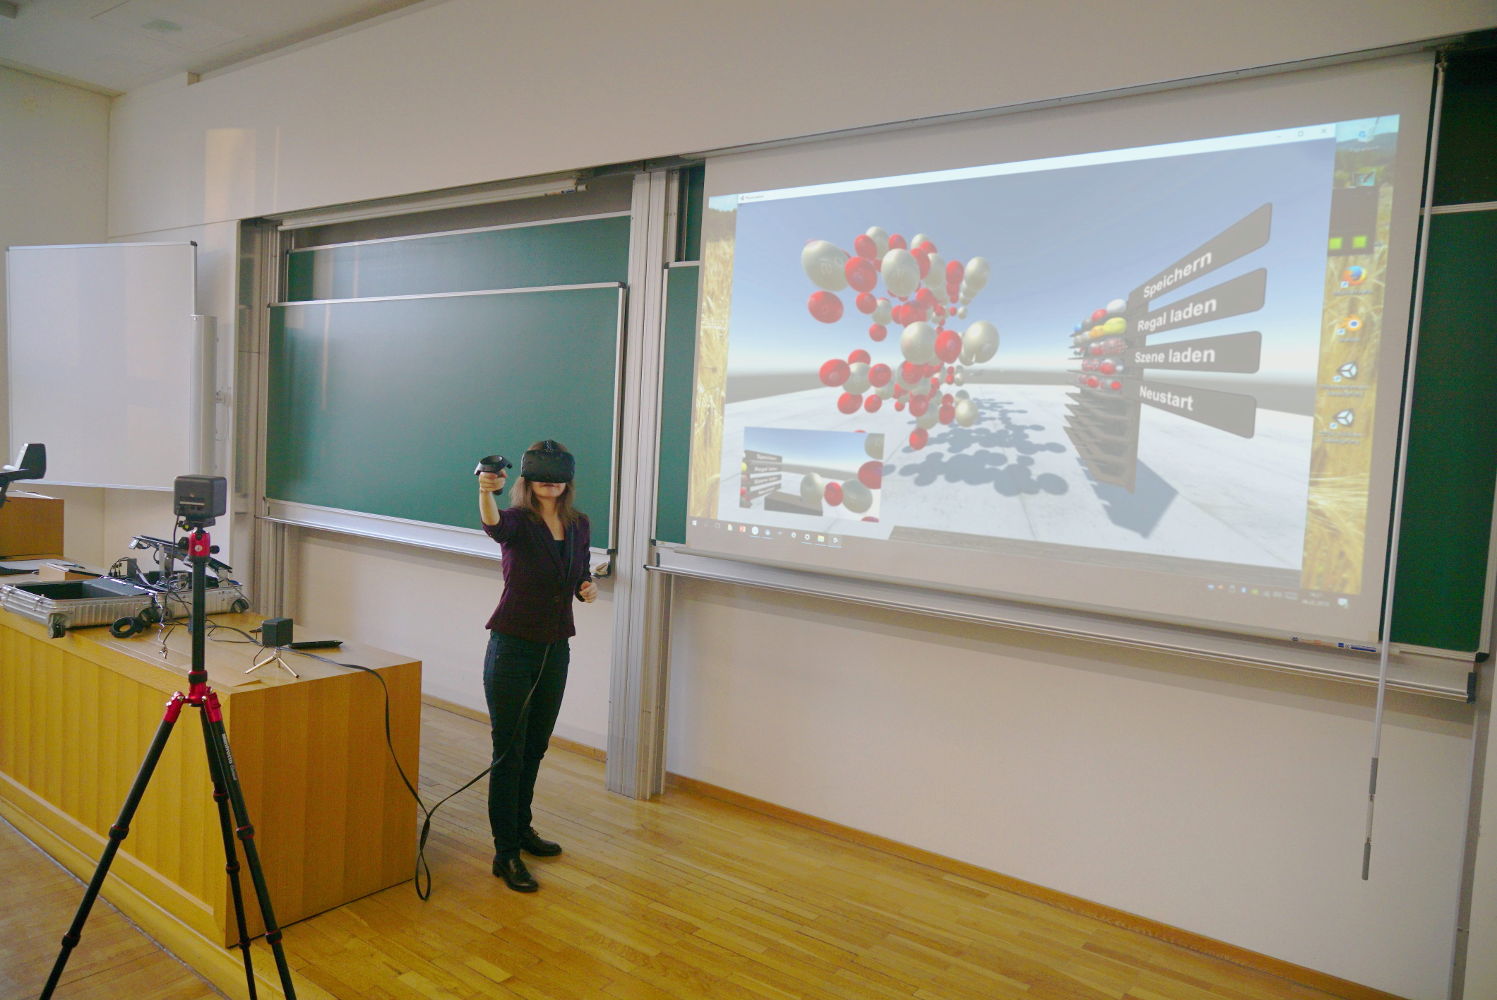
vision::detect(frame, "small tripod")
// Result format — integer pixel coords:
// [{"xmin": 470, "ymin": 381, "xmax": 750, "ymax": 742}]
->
[{"xmin": 41, "ymin": 488, "xmax": 298, "ymax": 1000}]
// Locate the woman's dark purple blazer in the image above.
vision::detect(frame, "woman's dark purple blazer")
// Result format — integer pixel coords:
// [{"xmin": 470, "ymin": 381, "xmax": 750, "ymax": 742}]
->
[{"xmin": 481, "ymin": 506, "xmax": 592, "ymax": 643}]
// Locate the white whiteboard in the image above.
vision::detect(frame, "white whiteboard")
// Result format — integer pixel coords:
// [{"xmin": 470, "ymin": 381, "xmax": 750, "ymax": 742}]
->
[{"xmin": 6, "ymin": 242, "xmax": 209, "ymax": 490}]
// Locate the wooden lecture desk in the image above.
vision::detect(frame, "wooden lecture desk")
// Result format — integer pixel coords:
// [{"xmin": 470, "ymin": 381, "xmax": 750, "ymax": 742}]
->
[{"xmin": 0, "ymin": 591, "xmax": 421, "ymax": 967}]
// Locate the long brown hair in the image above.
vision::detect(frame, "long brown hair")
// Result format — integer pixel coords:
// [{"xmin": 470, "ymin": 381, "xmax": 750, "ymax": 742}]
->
[{"xmin": 510, "ymin": 440, "xmax": 583, "ymax": 524}]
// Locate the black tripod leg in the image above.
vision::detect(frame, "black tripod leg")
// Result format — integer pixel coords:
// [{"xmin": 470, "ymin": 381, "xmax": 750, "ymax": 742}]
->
[
  {"xmin": 40, "ymin": 697, "xmax": 184, "ymax": 1000},
  {"xmin": 200, "ymin": 696, "xmax": 298, "ymax": 1000},
  {"xmin": 200, "ymin": 707, "xmax": 259, "ymax": 1000}
]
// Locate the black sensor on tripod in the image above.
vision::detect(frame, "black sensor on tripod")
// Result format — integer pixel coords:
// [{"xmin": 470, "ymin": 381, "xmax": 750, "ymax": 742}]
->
[{"xmin": 174, "ymin": 475, "xmax": 227, "ymax": 527}]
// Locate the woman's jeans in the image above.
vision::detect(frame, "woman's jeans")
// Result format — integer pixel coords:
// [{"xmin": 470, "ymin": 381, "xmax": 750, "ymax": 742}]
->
[{"xmin": 483, "ymin": 631, "xmax": 569, "ymax": 857}]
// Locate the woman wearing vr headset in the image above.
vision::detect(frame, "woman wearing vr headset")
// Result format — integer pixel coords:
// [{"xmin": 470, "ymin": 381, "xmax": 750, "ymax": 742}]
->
[{"xmin": 477, "ymin": 440, "xmax": 598, "ymax": 892}]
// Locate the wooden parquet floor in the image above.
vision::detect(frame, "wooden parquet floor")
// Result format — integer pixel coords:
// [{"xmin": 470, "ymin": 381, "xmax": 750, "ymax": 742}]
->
[{"xmin": 2, "ymin": 705, "xmax": 1362, "ymax": 1000}]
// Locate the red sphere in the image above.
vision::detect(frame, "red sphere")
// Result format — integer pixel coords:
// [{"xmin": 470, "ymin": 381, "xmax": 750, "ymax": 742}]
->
[
  {"xmin": 868, "ymin": 363, "xmax": 892, "ymax": 387},
  {"xmin": 853, "ymin": 234, "xmax": 878, "ymax": 259},
  {"xmin": 1085, "ymin": 375, "xmax": 1100, "ymax": 388},
  {"xmin": 934, "ymin": 328, "xmax": 962, "ymax": 364},
  {"xmin": 915, "ymin": 287, "xmax": 937, "ymax": 308},
  {"xmin": 819, "ymin": 359, "xmax": 850, "ymax": 387},
  {"xmin": 1090, "ymin": 308, "xmax": 1107, "ymax": 323},
  {"xmin": 945, "ymin": 260, "xmax": 964, "ymax": 283},
  {"xmin": 914, "ymin": 240, "xmax": 937, "ymax": 256},
  {"xmin": 837, "ymin": 392, "xmax": 862, "ymax": 414},
  {"xmin": 888, "ymin": 233, "xmax": 907, "ymax": 250},
  {"xmin": 855, "ymin": 291, "xmax": 877, "ymax": 314},
  {"xmin": 863, "ymin": 394, "xmax": 882, "ymax": 413},
  {"xmin": 939, "ymin": 405, "xmax": 955, "ymax": 424},
  {"xmin": 909, "ymin": 428, "xmax": 929, "ymax": 450},
  {"xmin": 824, "ymin": 482, "xmax": 843, "ymax": 506},
  {"xmin": 868, "ymin": 323, "xmax": 887, "ymax": 342},
  {"xmin": 847, "ymin": 348, "xmax": 870, "ymax": 365},
  {"xmin": 912, "ymin": 251, "xmax": 932, "ymax": 279},
  {"xmin": 909, "ymin": 395, "xmax": 930, "ymax": 417},
  {"xmin": 845, "ymin": 257, "xmax": 878, "ymax": 293},
  {"xmin": 809, "ymin": 291, "xmax": 843, "ymax": 323},
  {"xmin": 858, "ymin": 460, "xmax": 883, "ymax": 489}
]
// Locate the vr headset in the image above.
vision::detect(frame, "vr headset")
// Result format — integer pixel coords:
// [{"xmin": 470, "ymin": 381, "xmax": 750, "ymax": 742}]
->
[
  {"xmin": 474, "ymin": 441, "xmax": 574, "ymax": 486},
  {"xmin": 521, "ymin": 441, "xmax": 574, "ymax": 484}
]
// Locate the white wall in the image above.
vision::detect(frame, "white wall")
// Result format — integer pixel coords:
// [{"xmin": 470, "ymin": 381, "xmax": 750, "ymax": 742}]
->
[
  {"xmin": 0, "ymin": 66, "xmax": 109, "ymax": 462},
  {"xmin": 92, "ymin": 2, "xmax": 1497, "ymax": 998},
  {"xmin": 666, "ymin": 580, "xmax": 1474, "ymax": 998},
  {"xmin": 105, "ymin": 0, "xmax": 1497, "ymax": 236},
  {"xmin": 288, "ymin": 529, "xmax": 613, "ymax": 748}
]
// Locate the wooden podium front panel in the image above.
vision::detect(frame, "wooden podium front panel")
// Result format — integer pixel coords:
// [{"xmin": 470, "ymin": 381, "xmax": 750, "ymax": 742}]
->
[{"xmin": 0, "ymin": 609, "xmax": 420, "ymax": 947}]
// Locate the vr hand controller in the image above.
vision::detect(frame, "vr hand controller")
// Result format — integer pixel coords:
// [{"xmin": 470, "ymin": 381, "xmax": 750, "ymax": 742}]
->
[{"xmin": 475, "ymin": 455, "xmax": 512, "ymax": 493}]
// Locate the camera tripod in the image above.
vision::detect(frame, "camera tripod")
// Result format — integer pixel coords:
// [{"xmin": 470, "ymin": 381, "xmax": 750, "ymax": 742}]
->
[{"xmin": 40, "ymin": 521, "xmax": 298, "ymax": 1000}]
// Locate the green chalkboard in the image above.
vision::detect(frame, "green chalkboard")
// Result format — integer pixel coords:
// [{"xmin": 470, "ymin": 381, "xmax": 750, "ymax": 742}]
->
[
  {"xmin": 655, "ymin": 265, "xmax": 699, "ymax": 543},
  {"xmin": 1388, "ymin": 207, "xmax": 1497, "ymax": 651},
  {"xmin": 1431, "ymin": 47, "xmax": 1497, "ymax": 208},
  {"xmin": 286, "ymin": 215, "xmax": 630, "ymax": 301},
  {"xmin": 267, "ymin": 285, "xmax": 623, "ymax": 546}
]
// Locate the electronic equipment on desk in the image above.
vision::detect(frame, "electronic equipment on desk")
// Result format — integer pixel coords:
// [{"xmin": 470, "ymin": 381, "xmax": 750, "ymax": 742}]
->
[{"xmin": 100, "ymin": 534, "xmax": 250, "ymax": 640}]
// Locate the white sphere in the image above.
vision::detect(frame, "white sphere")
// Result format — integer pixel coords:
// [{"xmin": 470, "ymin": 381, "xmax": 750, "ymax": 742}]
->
[
  {"xmin": 964, "ymin": 256, "xmax": 991, "ymax": 291},
  {"xmin": 882, "ymin": 248, "xmax": 920, "ymax": 299},
  {"xmin": 864, "ymin": 434, "xmax": 884, "ymax": 459},
  {"xmin": 900, "ymin": 321, "xmax": 937, "ymax": 364},
  {"xmin": 871, "ymin": 297, "xmax": 893, "ymax": 325},
  {"xmin": 841, "ymin": 480, "xmax": 873, "ymax": 514},
  {"xmin": 1106, "ymin": 298, "xmax": 1127, "ymax": 316},
  {"xmin": 844, "ymin": 362, "xmax": 870, "ymax": 395},
  {"xmin": 802, "ymin": 240, "xmax": 849, "ymax": 292},
  {"xmin": 955, "ymin": 398, "xmax": 979, "ymax": 427},
  {"xmin": 964, "ymin": 320, "xmax": 1000, "ymax": 363},
  {"xmin": 865, "ymin": 226, "xmax": 890, "ymax": 256},
  {"xmin": 915, "ymin": 407, "xmax": 940, "ymax": 430},
  {"xmin": 799, "ymin": 473, "xmax": 826, "ymax": 506}
]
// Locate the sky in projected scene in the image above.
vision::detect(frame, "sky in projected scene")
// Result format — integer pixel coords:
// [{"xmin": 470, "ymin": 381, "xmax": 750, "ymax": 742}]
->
[{"xmin": 721, "ymin": 136, "xmax": 1337, "ymax": 378}]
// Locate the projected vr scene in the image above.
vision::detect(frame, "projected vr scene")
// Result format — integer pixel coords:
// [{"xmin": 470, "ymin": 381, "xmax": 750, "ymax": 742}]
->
[
  {"xmin": 737, "ymin": 427, "xmax": 885, "ymax": 526},
  {"xmin": 691, "ymin": 115, "xmax": 1405, "ymax": 638}
]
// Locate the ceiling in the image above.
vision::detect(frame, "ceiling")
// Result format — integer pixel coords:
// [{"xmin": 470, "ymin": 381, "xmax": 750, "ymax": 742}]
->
[{"xmin": 0, "ymin": 0, "xmax": 429, "ymax": 95}]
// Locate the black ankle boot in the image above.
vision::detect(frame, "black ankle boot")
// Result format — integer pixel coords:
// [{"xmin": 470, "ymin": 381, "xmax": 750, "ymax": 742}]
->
[
  {"xmin": 493, "ymin": 854, "xmax": 538, "ymax": 892},
  {"xmin": 519, "ymin": 826, "xmax": 562, "ymax": 857}
]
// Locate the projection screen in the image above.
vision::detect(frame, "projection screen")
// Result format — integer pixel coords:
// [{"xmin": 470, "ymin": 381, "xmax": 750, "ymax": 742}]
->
[{"xmin": 684, "ymin": 54, "xmax": 1435, "ymax": 645}]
